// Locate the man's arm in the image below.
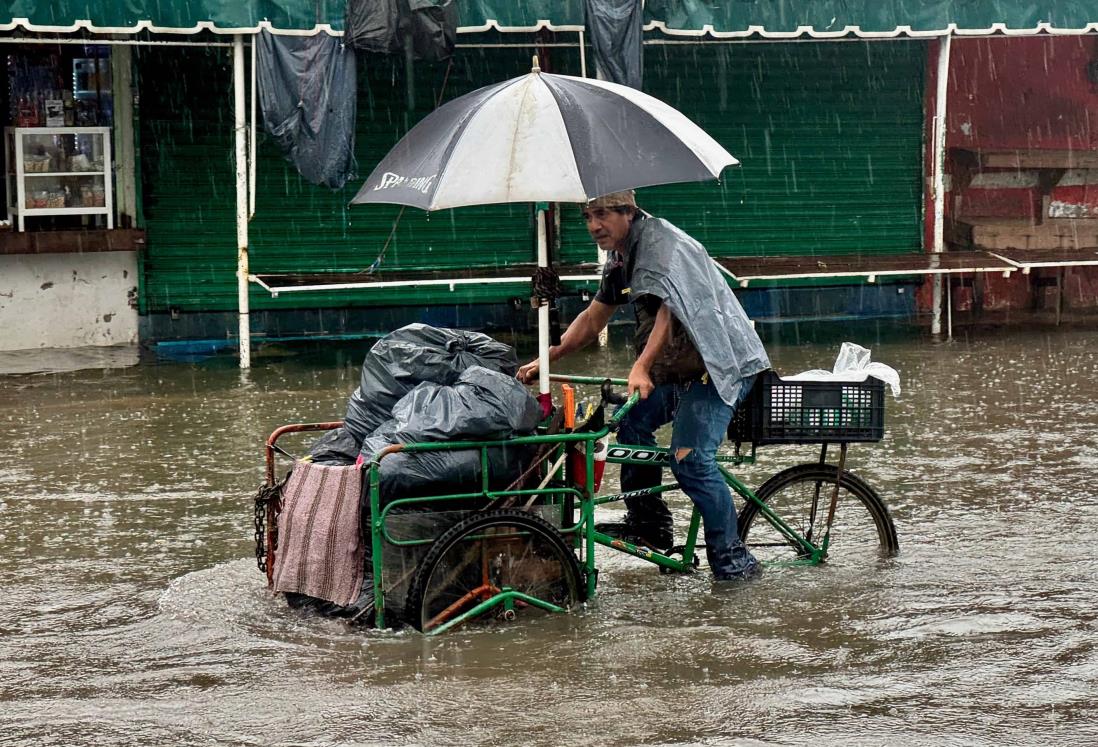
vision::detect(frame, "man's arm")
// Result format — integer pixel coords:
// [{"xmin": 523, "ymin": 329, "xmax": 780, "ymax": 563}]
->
[
  {"xmin": 628, "ymin": 302, "xmax": 672, "ymax": 399},
  {"xmin": 517, "ymin": 300, "xmax": 616, "ymax": 383}
]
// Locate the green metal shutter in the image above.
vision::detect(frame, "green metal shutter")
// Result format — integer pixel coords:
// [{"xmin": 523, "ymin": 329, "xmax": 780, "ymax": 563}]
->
[
  {"xmin": 138, "ymin": 47, "xmax": 237, "ymax": 313},
  {"xmin": 560, "ymin": 41, "xmax": 926, "ymax": 264},
  {"xmin": 140, "ymin": 47, "xmax": 548, "ymax": 314}
]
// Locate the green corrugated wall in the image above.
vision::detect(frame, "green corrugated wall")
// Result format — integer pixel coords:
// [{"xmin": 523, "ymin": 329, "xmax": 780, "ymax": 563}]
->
[
  {"xmin": 138, "ymin": 40, "xmax": 925, "ymax": 314},
  {"xmin": 139, "ymin": 47, "xmax": 571, "ymax": 314},
  {"xmin": 559, "ymin": 41, "xmax": 927, "ymax": 262}
]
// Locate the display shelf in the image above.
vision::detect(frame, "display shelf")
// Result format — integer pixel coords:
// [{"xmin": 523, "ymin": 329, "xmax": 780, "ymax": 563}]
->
[{"xmin": 5, "ymin": 126, "xmax": 113, "ymax": 232}]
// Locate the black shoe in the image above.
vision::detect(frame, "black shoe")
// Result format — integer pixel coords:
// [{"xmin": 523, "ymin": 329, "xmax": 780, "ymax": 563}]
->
[
  {"xmin": 712, "ymin": 559, "xmax": 762, "ymax": 582},
  {"xmin": 595, "ymin": 521, "xmax": 674, "ymax": 552},
  {"xmin": 708, "ymin": 543, "xmax": 761, "ymax": 581}
]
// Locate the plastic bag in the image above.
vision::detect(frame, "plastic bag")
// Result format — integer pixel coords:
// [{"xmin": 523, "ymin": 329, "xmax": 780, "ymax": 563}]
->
[
  {"xmin": 307, "ymin": 427, "xmax": 360, "ymax": 465},
  {"xmin": 359, "ymin": 366, "xmax": 540, "ymax": 498},
  {"xmin": 385, "ymin": 366, "xmax": 539, "ymax": 444},
  {"xmin": 256, "ymin": 30, "xmax": 357, "ymax": 190},
  {"xmin": 343, "ymin": 324, "xmax": 519, "ymax": 444},
  {"xmin": 784, "ymin": 342, "xmax": 902, "ymax": 397},
  {"xmin": 585, "ymin": 0, "xmax": 644, "ymax": 89},
  {"xmin": 345, "ymin": 0, "xmax": 457, "ymax": 61}
]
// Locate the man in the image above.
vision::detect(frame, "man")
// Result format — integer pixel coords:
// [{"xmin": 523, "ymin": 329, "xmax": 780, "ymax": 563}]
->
[{"xmin": 517, "ymin": 190, "xmax": 770, "ymax": 580}]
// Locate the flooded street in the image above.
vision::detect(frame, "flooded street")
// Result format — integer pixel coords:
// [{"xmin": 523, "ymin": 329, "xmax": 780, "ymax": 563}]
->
[{"xmin": 2, "ymin": 325, "xmax": 1097, "ymax": 745}]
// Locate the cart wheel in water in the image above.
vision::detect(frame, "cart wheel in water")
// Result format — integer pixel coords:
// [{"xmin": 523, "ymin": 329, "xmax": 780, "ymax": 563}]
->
[
  {"xmin": 738, "ymin": 463, "xmax": 898, "ymax": 565},
  {"xmin": 405, "ymin": 509, "xmax": 584, "ymax": 633}
]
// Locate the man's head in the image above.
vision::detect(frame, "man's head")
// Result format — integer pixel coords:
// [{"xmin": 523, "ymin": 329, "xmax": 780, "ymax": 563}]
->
[{"xmin": 581, "ymin": 190, "xmax": 638, "ymax": 251}]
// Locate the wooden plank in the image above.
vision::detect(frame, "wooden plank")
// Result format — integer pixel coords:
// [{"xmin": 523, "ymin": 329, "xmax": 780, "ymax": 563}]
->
[
  {"xmin": 714, "ymin": 252, "xmax": 1015, "ymax": 283},
  {"xmin": 0, "ymin": 228, "xmax": 145, "ymax": 256},
  {"xmin": 255, "ymin": 263, "xmax": 602, "ymax": 290},
  {"xmin": 986, "ymin": 248, "xmax": 1098, "ymax": 267},
  {"xmin": 979, "ymin": 149, "xmax": 1098, "ymax": 169}
]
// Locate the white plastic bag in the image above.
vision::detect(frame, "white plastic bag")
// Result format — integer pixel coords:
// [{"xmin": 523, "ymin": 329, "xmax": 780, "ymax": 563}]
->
[{"xmin": 784, "ymin": 342, "xmax": 901, "ymax": 397}]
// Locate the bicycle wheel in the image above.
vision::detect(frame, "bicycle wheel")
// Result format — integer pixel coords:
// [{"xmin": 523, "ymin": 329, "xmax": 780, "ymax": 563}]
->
[
  {"xmin": 738, "ymin": 463, "xmax": 898, "ymax": 565},
  {"xmin": 405, "ymin": 509, "xmax": 584, "ymax": 633}
]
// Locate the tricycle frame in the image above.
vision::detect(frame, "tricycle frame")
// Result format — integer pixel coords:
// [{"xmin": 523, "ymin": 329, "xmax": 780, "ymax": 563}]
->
[{"xmin": 261, "ymin": 373, "xmax": 892, "ymax": 633}]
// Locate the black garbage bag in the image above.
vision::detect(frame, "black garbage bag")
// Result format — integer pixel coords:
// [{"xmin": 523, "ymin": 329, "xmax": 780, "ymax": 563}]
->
[
  {"xmin": 343, "ymin": 324, "xmax": 519, "ymax": 444},
  {"xmin": 362, "ymin": 443, "xmax": 535, "ymax": 500},
  {"xmin": 360, "ymin": 366, "xmax": 540, "ymax": 498},
  {"xmin": 386, "ymin": 366, "xmax": 539, "ymax": 444},
  {"xmin": 307, "ymin": 427, "xmax": 360, "ymax": 465},
  {"xmin": 256, "ymin": 30, "xmax": 357, "ymax": 190}
]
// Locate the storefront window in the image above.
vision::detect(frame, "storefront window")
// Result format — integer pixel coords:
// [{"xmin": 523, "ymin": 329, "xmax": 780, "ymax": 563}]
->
[{"xmin": 3, "ymin": 45, "xmax": 114, "ymax": 233}]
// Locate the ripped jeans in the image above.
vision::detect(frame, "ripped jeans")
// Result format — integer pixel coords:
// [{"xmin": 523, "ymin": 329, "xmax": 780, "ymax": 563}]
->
[{"xmin": 616, "ymin": 375, "xmax": 756, "ymax": 570}]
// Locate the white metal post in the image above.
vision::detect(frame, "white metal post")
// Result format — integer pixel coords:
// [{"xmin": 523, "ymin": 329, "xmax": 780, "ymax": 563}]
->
[
  {"xmin": 931, "ymin": 33, "xmax": 952, "ymax": 336},
  {"xmin": 537, "ymin": 208, "xmax": 551, "ymax": 399},
  {"xmin": 234, "ymin": 35, "xmax": 251, "ymax": 369},
  {"xmin": 13, "ymin": 129, "xmax": 25, "ymax": 232},
  {"xmin": 577, "ymin": 29, "xmax": 608, "ymax": 346},
  {"xmin": 579, "ymin": 30, "xmax": 587, "ymax": 79},
  {"xmin": 102, "ymin": 128, "xmax": 114, "ymax": 230}
]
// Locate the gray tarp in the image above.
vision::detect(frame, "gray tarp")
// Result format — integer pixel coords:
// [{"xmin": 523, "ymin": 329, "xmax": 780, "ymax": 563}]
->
[
  {"xmin": 256, "ymin": 30, "xmax": 357, "ymax": 190},
  {"xmin": 585, "ymin": 0, "xmax": 643, "ymax": 89},
  {"xmin": 345, "ymin": 0, "xmax": 458, "ymax": 61},
  {"xmin": 628, "ymin": 215, "xmax": 771, "ymax": 406}
]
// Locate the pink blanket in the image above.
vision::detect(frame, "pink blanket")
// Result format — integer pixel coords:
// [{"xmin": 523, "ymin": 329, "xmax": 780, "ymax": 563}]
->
[{"xmin": 271, "ymin": 461, "xmax": 365, "ymax": 607}]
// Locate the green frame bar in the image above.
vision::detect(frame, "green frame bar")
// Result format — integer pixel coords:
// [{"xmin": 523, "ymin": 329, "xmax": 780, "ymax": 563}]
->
[{"xmin": 358, "ymin": 373, "xmax": 826, "ymax": 630}]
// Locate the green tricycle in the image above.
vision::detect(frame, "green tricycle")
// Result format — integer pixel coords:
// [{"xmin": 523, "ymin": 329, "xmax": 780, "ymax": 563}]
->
[{"xmin": 257, "ymin": 371, "xmax": 898, "ymax": 635}]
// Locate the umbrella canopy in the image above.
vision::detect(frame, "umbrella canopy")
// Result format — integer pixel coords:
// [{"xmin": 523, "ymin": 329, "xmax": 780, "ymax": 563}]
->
[{"xmin": 351, "ymin": 68, "xmax": 738, "ymax": 210}]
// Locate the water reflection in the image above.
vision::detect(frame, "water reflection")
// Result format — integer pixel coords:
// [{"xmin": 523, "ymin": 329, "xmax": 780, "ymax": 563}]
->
[{"xmin": 1, "ymin": 325, "xmax": 1097, "ymax": 744}]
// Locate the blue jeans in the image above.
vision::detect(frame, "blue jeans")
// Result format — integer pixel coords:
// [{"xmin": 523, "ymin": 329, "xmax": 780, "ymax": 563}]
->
[{"xmin": 617, "ymin": 375, "xmax": 757, "ymax": 575}]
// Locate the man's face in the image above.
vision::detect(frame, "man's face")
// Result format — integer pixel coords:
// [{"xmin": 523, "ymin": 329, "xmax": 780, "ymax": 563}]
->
[{"xmin": 583, "ymin": 207, "xmax": 633, "ymax": 251}]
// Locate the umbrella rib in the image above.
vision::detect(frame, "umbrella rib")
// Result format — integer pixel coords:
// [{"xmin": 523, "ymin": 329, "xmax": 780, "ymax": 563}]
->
[
  {"xmin": 541, "ymin": 74, "xmax": 727, "ymax": 195},
  {"xmin": 504, "ymin": 76, "xmax": 540, "ymax": 203},
  {"xmin": 425, "ymin": 77, "xmax": 525, "ymax": 210}
]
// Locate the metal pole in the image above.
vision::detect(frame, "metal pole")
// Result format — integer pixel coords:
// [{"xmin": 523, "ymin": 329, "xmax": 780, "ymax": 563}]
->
[
  {"xmin": 537, "ymin": 208, "xmax": 552, "ymax": 413},
  {"xmin": 579, "ymin": 30, "xmax": 587, "ymax": 78},
  {"xmin": 931, "ymin": 33, "xmax": 952, "ymax": 336},
  {"xmin": 946, "ymin": 272, "xmax": 953, "ymax": 339},
  {"xmin": 577, "ymin": 29, "xmax": 607, "ymax": 347},
  {"xmin": 234, "ymin": 35, "xmax": 251, "ymax": 369}
]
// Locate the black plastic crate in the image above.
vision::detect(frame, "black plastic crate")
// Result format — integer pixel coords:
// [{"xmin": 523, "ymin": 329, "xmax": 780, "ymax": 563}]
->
[{"xmin": 729, "ymin": 370, "xmax": 885, "ymax": 445}]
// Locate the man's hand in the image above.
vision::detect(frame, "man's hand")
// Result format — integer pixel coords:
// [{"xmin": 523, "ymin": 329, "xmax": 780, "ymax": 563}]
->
[
  {"xmin": 627, "ymin": 361, "xmax": 655, "ymax": 400},
  {"xmin": 517, "ymin": 359, "xmax": 540, "ymax": 384}
]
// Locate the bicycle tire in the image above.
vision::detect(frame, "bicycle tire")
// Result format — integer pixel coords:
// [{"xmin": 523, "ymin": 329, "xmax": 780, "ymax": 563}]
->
[
  {"xmin": 405, "ymin": 508, "xmax": 585, "ymax": 633},
  {"xmin": 738, "ymin": 463, "xmax": 898, "ymax": 564}
]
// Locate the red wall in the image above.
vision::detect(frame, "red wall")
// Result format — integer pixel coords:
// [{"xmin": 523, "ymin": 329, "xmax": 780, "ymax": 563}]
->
[
  {"xmin": 919, "ymin": 36, "xmax": 1098, "ymax": 315},
  {"xmin": 946, "ymin": 36, "xmax": 1098, "ymax": 151}
]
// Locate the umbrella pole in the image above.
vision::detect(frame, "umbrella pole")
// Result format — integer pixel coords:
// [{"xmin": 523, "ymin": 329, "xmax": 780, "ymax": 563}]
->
[{"xmin": 536, "ymin": 207, "xmax": 552, "ymax": 417}]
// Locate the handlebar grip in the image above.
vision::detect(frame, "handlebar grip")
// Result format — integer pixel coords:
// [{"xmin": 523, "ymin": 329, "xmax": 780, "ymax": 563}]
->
[{"xmin": 601, "ymin": 379, "xmax": 627, "ymax": 405}]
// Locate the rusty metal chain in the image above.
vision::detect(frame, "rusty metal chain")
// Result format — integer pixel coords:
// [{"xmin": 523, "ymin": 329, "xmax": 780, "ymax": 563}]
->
[
  {"xmin": 254, "ymin": 484, "xmax": 270, "ymax": 573},
  {"xmin": 253, "ymin": 481, "xmax": 284, "ymax": 574}
]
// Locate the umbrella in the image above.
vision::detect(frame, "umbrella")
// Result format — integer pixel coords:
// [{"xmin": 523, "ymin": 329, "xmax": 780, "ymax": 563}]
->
[{"xmin": 351, "ymin": 58, "xmax": 738, "ymax": 407}]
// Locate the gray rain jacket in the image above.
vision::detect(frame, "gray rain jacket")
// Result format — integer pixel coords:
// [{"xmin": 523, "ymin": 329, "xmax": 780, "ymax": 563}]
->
[{"xmin": 628, "ymin": 215, "xmax": 771, "ymax": 406}]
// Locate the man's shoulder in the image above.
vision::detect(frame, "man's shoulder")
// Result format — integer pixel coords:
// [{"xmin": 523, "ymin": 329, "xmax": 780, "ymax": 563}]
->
[{"xmin": 635, "ymin": 214, "xmax": 704, "ymax": 252}]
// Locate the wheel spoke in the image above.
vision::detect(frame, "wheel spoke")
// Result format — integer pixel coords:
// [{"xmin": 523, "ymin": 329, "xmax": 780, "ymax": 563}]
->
[
  {"xmin": 739, "ymin": 464, "xmax": 897, "ymax": 566},
  {"xmin": 407, "ymin": 510, "xmax": 584, "ymax": 633}
]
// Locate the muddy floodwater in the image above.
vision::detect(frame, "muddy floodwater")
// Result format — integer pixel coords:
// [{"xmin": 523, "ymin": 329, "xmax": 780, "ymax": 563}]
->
[{"xmin": 2, "ymin": 325, "xmax": 1097, "ymax": 746}]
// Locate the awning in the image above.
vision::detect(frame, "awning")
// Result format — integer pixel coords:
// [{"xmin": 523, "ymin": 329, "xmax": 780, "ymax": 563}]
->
[
  {"xmin": 0, "ymin": 1, "xmax": 345, "ymax": 35},
  {"xmin": 4, "ymin": 1, "xmax": 1097, "ymax": 38},
  {"xmin": 460, "ymin": 1, "xmax": 1098, "ymax": 38}
]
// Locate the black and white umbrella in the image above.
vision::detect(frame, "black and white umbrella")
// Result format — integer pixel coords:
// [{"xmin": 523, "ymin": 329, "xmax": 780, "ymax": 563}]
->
[
  {"xmin": 351, "ymin": 66, "xmax": 737, "ymax": 209},
  {"xmin": 351, "ymin": 60, "xmax": 738, "ymax": 406}
]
